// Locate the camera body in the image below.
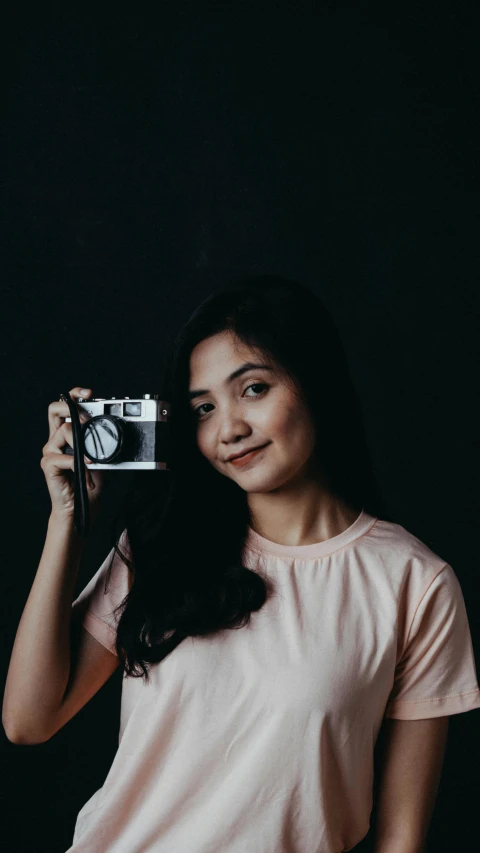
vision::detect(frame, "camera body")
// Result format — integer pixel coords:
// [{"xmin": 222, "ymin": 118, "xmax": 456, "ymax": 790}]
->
[{"xmin": 64, "ymin": 394, "xmax": 171, "ymax": 469}]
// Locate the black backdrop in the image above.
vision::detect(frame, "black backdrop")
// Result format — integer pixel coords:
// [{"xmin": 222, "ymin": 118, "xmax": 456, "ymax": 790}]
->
[{"xmin": 1, "ymin": 4, "xmax": 479, "ymax": 852}]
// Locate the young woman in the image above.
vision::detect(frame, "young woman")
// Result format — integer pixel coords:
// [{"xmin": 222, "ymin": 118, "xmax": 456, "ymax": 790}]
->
[{"xmin": 4, "ymin": 275, "xmax": 480, "ymax": 853}]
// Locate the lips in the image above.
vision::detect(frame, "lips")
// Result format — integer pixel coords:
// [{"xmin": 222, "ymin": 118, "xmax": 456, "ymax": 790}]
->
[{"xmin": 227, "ymin": 443, "xmax": 269, "ymax": 463}]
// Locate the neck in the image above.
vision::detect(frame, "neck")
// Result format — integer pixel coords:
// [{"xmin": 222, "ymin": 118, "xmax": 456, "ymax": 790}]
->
[{"xmin": 248, "ymin": 477, "xmax": 360, "ymax": 547}]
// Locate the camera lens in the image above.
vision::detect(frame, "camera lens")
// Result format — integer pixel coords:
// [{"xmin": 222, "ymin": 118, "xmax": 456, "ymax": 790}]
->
[{"xmin": 83, "ymin": 415, "xmax": 124, "ymax": 462}]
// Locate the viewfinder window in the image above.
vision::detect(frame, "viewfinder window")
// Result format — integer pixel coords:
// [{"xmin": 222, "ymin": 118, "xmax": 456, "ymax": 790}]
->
[
  {"xmin": 124, "ymin": 402, "xmax": 142, "ymax": 417},
  {"xmin": 105, "ymin": 403, "xmax": 122, "ymax": 416}
]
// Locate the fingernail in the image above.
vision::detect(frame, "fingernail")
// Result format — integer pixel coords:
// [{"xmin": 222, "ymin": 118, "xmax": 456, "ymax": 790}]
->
[{"xmin": 80, "ymin": 389, "xmax": 90, "ymax": 395}]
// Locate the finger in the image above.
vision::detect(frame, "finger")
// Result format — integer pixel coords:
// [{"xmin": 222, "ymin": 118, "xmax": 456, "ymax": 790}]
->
[
  {"xmin": 40, "ymin": 452, "xmax": 76, "ymax": 473},
  {"xmin": 68, "ymin": 386, "xmax": 92, "ymax": 399},
  {"xmin": 47, "ymin": 388, "xmax": 92, "ymax": 440},
  {"xmin": 40, "ymin": 452, "xmax": 92, "ymax": 479},
  {"xmin": 44, "ymin": 422, "xmax": 91, "ymax": 463},
  {"xmin": 54, "ymin": 421, "xmax": 74, "ymax": 452},
  {"xmin": 47, "ymin": 402, "xmax": 90, "ymax": 441}
]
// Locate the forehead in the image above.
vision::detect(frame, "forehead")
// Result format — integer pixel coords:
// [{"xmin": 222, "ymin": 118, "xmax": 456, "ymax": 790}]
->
[{"xmin": 189, "ymin": 331, "xmax": 268, "ymax": 381}]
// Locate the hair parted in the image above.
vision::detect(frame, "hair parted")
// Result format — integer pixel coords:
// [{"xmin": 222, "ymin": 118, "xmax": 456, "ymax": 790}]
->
[{"xmin": 105, "ymin": 274, "xmax": 391, "ymax": 682}]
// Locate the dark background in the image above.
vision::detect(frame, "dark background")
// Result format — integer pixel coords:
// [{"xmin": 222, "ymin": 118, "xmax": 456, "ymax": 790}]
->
[{"xmin": 1, "ymin": 3, "xmax": 479, "ymax": 851}]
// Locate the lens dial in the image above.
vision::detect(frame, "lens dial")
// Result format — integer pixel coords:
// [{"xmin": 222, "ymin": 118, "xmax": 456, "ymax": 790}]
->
[{"xmin": 83, "ymin": 415, "xmax": 124, "ymax": 462}]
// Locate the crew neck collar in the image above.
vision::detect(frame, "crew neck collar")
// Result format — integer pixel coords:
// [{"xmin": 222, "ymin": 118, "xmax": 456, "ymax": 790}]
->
[{"xmin": 245, "ymin": 509, "xmax": 377, "ymax": 559}]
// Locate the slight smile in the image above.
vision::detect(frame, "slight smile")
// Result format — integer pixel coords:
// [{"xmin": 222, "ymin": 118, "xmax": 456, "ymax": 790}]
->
[{"xmin": 228, "ymin": 443, "xmax": 270, "ymax": 467}]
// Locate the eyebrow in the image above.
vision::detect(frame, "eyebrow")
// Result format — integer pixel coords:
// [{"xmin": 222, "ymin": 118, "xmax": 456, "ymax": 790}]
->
[{"xmin": 188, "ymin": 362, "xmax": 275, "ymax": 401}]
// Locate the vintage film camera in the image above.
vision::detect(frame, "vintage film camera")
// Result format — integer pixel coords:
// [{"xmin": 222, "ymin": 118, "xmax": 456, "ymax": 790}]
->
[{"xmin": 63, "ymin": 394, "xmax": 171, "ymax": 469}]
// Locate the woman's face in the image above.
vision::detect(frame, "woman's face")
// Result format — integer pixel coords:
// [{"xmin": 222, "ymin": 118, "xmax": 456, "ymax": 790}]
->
[{"xmin": 188, "ymin": 330, "xmax": 318, "ymax": 492}]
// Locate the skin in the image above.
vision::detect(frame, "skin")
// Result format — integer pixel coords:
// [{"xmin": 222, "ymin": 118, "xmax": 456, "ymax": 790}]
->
[{"xmin": 188, "ymin": 330, "xmax": 360, "ymax": 546}]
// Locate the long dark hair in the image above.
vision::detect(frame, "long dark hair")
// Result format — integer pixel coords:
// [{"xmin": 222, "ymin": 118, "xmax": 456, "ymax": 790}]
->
[{"xmin": 107, "ymin": 275, "xmax": 391, "ymax": 682}]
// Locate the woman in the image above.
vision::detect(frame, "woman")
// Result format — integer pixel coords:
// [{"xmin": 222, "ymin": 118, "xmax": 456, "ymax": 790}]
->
[{"xmin": 4, "ymin": 275, "xmax": 480, "ymax": 852}]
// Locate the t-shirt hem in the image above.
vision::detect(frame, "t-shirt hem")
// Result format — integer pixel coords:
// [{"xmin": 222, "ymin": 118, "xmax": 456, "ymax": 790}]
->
[
  {"xmin": 384, "ymin": 687, "xmax": 480, "ymax": 719},
  {"xmin": 82, "ymin": 611, "xmax": 118, "ymax": 656}
]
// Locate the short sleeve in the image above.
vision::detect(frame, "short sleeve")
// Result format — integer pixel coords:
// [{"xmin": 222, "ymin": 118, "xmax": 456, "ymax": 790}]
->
[
  {"xmin": 71, "ymin": 530, "xmax": 132, "ymax": 657},
  {"xmin": 385, "ymin": 563, "xmax": 480, "ymax": 719}
]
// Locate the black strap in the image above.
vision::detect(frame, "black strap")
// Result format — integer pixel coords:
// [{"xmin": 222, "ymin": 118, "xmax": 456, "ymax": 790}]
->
[{"xmin": 59, "ymin": 392, "xmax": 90, "ymax": 539}]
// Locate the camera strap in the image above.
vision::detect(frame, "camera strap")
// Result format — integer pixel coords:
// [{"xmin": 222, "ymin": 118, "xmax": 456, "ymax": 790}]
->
[{"xmin": 59, "ymin": 391, "xmax": 90, "ymax": 539}]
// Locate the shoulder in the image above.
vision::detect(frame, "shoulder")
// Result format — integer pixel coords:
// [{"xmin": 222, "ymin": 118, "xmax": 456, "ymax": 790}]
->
[{"xmin": 362, "ymin": 517, "xmax": 449, "ymax": 581}]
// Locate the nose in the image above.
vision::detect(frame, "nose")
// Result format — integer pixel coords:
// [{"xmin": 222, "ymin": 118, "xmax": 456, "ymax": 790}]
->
[{"xmin": 217, "ymin": 405, "xmax": 252, "ymax": 445}]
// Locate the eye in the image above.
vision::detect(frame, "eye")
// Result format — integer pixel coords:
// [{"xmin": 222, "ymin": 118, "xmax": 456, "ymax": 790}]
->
[{"xmin": 192, "ymin": 382, "xmax": 268, "ymax": 419}]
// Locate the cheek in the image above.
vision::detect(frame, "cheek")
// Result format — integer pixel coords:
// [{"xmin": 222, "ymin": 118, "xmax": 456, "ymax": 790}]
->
[
  {"xmin": 196, "ymin": 430, "xmax": 211, "ymax": 458},
  {"xmin": 277, "ymin": 405, "xmax": 316, "ymax": 451},
  {"xmin": 260, "ymin": 397, "xmax": 296, "ymax": 431},
  {"xmin": 270, "ymin": 402, "xmax": 305, "ymax": 433},
  {"xmin": 195, "ymin": 426, "xmax": 220, "ymax": 463}
]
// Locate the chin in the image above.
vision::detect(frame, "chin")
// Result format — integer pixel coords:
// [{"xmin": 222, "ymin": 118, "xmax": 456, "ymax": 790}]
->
[{"xmin": 244, "ymin": 471, "xmax": 290, "ymax": 492}]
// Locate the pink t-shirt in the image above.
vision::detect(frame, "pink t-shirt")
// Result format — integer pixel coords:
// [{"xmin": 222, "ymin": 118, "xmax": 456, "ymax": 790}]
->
[{"xmin": 67, "ymin": 510, "xmax": 480, "ymax": 853}]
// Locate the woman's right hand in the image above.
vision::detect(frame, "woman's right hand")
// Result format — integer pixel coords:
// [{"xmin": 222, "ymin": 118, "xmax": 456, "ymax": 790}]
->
[{"xmin": 41, "ymin": 387, "xmax": 105, "ymax": 522}]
